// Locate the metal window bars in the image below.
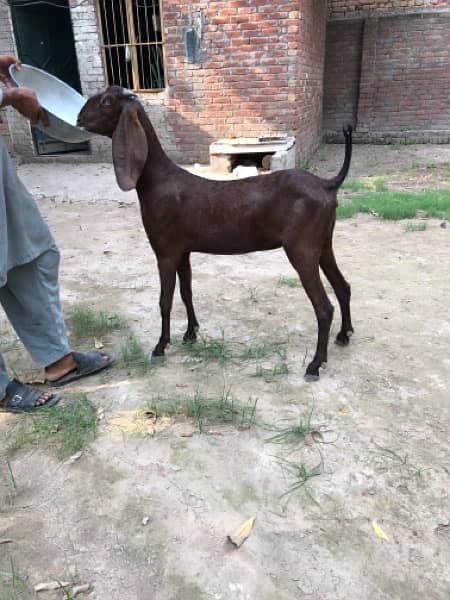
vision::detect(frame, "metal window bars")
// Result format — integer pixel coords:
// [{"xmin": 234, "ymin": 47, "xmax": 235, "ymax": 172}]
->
[{"xmin": 97, "ymin": 0, "xmax": 165, "ymax": 91}]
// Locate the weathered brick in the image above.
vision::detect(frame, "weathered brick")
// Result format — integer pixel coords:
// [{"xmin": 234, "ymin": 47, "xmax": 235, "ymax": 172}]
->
[{"xmin": 324, "ymin": 11, "xmax": 450, "ymax": 143}]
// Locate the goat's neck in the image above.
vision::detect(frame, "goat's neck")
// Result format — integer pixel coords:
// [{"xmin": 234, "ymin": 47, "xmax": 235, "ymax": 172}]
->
[{"xmin": 137, "ymin": 105, "xmax": 174, "ymax": 175}]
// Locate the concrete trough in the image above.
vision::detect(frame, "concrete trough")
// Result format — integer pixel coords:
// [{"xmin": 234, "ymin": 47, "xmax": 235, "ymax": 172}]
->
[{"xmin": 209, "ymin": 136, "xmax": 296, "ymax": 174}]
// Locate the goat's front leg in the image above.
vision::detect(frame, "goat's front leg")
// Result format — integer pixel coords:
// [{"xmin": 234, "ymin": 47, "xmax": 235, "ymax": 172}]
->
[
  {"xmin": 177, "ymin": 252, "xmax": 199, "ymax": 342},
  {"xmin": 152, "ymin": 257, "xmax": 177, "ymax": 357}
]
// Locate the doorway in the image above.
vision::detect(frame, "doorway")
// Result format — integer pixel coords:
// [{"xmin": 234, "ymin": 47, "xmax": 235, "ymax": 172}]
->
[{"xmin": 10, "ymin": 0, "xmax": 89, "ymax": 155}]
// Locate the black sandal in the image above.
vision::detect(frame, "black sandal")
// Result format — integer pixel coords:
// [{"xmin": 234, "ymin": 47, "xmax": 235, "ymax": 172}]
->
[{"xmin": 0, "ymin": 379, "xmax": 60, "ymax": 413}]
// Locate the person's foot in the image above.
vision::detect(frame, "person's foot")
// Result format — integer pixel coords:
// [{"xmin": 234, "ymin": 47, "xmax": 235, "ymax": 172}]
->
[
  {"xmin": 45, "ymin": 353, "xmax": 78, "ymax": 382},
  {"xmin": 45, "ymin": 350, "xmax": 115, "ymax": 387},
  {"xmin": 0, "ymin": 380, "xmax": 60, "ymax": 413}
]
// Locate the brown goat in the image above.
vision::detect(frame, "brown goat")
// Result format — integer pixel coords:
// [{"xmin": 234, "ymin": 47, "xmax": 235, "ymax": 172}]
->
[{"xmin": 78, "ymin": 86, "xmax": 354, "ymax": 380}]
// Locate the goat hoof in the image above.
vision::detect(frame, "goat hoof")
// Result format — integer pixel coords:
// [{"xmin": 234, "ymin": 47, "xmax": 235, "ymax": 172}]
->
[
  {"xmin": 152, "ymin": 347, "xmax": 165, "ymax": 358},
  {"xmin": 304, "ymin": 362, "xmax": 321, "ymax": 381},
  {"xmin": 304, "ymin": 372, "xmax": 320, "ymax": 382},
  {"xmin": 335, "ymin": 331, "xmax": 350, "ymax": 346},
  {"xmin": 183, "ymin": 331, "xmax": 197, "ymax": 343}
]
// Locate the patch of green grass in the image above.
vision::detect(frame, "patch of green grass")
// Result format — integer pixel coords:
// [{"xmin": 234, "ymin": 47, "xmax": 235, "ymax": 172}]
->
[
  {"xmin": 61, "ymin": 585, "xmax": 76, "ymax": 600},
  {"xmin": 3, "ymin": 395, "xmax": 97, "ymax": 460},
  {"xmin": 277, "ymin": 453, "xmax": 324, "ymax": 502},
  {"xmin": 373, "ymin": 442, "xmax": 425, "ymax": 480},
  {"xmin": 68, "ymin": 304, "xmax": 125, "ymax": 338},
  {"xmin": 341, "ymin": 178, "xmax": 371, "ymax": 192},
  {"xmin": 5, "ymin": 459, "xmax": 16, "ymax": 492},
  {"xmin": 255, "ymin": 360, "xmax": 289, "ymax": 381},
  {"xmin": 337, "ymin": 188, "xmax": 450, "ymax": 220},
  {"xmin": 186, "ymin": 333, "xmax": 288, "ymax": 369},
  {"xmin": 342, "ymin": 177, "xmax": 387, "ymax": 194},
  {"xmin": 186, "ymin": 332, "xmax": 233, "ymax": 363},
  {"xmin": 267, "ymin": 409, "xmax": 314, "ymax": 445},
  {"xmin": 373, "ymin": 177, "xmax": 388, "ymax": 192},
  {"xmin": 0, "ymin": 558, "xmax": 30, "ymax": 600},
  {"xmin": 148, "ymin": 388, "xmax": 259, "ymax": 433},
  {"xmin": 278, "ymin": 275, "xmax": 300, "ymax": 288},
  {"xmin": 119, "ymin": 333, "xmax": 152, "ymax": 373},
  {"xmin": 0, "ymin": 459, "xmax": 17, "ymax": 508},
  {"xmin": 404, "ymin": 221, "xmax": 427, "ymax": 232},
  {"xmin": 238, "ymin": 341, "xmax": 285, "ymax": 361}
]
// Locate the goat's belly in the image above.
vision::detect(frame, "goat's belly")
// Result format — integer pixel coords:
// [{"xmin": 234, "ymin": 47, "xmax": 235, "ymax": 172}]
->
[{"xmin": 193, "ymin": 239, "xmax": 281, "ymax": 254}]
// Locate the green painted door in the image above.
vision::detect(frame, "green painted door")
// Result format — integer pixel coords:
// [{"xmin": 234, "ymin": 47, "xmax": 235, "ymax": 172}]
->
[{"xmin": 10, "ymin": 0, "xmax": 89, "ymax": 155}]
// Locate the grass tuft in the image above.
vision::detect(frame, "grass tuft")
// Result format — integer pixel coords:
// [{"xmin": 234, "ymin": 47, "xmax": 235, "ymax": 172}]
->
[
  {"xmin": 68, "ymin": 304, "xmax": 124, "ymax": 338},
  {"xmin": 404, "ymin": 222, "xmax": 427, "ymax": 232},
  {"xmin": 255, "ymin": 360, "xmax": 289, "ymax": 381},
  {"xmin": 3, "ymin": 395, "xmax": 97, "ymax": 460},
  {"xmin": 239, "ymin": 341, "xmax": 280, "ymax": 361},
  {"xmin": 373, "ymin": 177, "xmax": 388, "ymax": 192},
  {"xmin": 341, "ymin": 178, "xmax": 371, "ymax": 192},
  {"xmin": 186, "ymin": 332, "xmax": 233, "ymax": 363},
  {"xmin": 0, "ymin": 558, "xmax": 30, "ymax": 600},
  {"xmin": 278, "ymin": 276, "xmax": 300, "ymax": 288},
  {"xmin": 267, "ymin": 410, "xmax": 314, "ymax": 445},
  {"xmin": 277, "ymin": 453, "xmax": 324, "ymax": 502},
  {"xmin": 185, "ymin": 333, "xmax": 289, "ymax": 375},
  {"xmin": 148, "ymin": 388, "xmax": 259, "ymax": 433},
  {"xmin": 337, "ymin": 188, "xmax": 450, "ymax": 220},
  {"xmin": 119, "ymin": 333, "xmax": 152, "ymax": 373}
]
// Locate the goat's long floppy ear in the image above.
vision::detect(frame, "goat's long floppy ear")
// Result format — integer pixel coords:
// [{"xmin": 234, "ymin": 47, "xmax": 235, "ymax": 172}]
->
[{"xmin": 112, "ymin": 102, "xmax": 148, "ymax": 191}]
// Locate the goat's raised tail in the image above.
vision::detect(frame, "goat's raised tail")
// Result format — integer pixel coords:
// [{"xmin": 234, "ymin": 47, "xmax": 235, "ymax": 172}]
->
[{"xmin": 326, "ymin": 125, "xmax": 353, "ymax": 190}]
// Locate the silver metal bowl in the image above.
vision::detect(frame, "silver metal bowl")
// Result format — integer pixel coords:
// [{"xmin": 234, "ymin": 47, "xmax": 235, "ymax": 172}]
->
[{"xmin": 8, "ymin": 64, "xmax": 92, "ymax": 144}]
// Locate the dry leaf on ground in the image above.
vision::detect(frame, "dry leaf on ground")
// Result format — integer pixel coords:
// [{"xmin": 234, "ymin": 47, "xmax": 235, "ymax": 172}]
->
[
  {"xmin": 228, "ymin": 516, "xmax": 256, "ymax": 548},
  {"xmin": 371, "ymin": 520, "xmax": 390, "ymax": 542}
]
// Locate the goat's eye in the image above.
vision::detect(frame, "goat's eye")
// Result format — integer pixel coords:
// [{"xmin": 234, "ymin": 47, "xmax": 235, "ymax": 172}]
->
[{"xmin": 101, "ymin": 97, "xmax": 112, "ymax": 108}]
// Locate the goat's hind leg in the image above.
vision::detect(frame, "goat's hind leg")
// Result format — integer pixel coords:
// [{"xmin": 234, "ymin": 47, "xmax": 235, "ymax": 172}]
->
[
  {"xmin": 152, "ymin": 257, "xmax": 177, "ymax": 357},
  {"xmin": 319, "ymin": 242, "xmax": 353, "ymax": 346},
  {"xmin": 178, "ymin": 252, "xmax": 199, "ymax": 342},
  {"xmin": 285, "ymin": 246, "xmax": 334, "ymax": 380}
]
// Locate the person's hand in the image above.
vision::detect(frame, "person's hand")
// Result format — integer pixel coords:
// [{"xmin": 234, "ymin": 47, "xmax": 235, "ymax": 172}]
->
[
  {"xmin": 1, "ymin": 87, "xmax": 49, "ymax": 126},
  {"xmin": 0, "ymin": 55, "xmax": 21, "ymax": 88}
]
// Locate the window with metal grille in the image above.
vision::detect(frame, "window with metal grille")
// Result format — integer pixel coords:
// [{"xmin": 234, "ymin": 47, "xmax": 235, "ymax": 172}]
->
[{"xmin": 97, "ymin": 0, "xmax": 165, "ymax": 91}]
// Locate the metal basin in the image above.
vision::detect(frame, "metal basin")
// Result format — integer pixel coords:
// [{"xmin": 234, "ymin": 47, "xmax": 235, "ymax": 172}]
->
[{"xmin": 8, "ymin": 64, "xmax": 92, "ymax": 144}]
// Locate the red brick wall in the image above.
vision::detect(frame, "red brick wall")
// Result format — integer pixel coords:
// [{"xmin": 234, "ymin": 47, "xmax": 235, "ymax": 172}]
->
[
  {"xmin": 296, "ymin": 0, "xmax": 328, "ymax": 158},
  {"xmin": 329, "ymin": 0, "xmax": 450, "ymax": 18},
  {"xmin": 161, "ymin": 0, "xmax": 326, "ymax": 163},
  {"xmin": 1, "ymin": 0, "xmax": 327, "ymax": 163},
  {"xmin": 370, "ymin": 15, "xmax": 450, "ymax": 132},
  {"xmin": 323, "ymin": 11, "xmax": 450, "ymax": 143},
  {"xmin": 322, "ymin": 21, "xmax": 363, "ymax": 134}
]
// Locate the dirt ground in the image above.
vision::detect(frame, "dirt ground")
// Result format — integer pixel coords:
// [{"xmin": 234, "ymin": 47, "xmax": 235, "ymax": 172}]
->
[{"xmin": 1, "ymin": 144, "xmax": 450, "ymax": 600}]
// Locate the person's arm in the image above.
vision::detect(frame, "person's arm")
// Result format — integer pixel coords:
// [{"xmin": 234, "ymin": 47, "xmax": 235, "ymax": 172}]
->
[
  {"xmin": 1, "ymin": 86, "xmax": 49, "ymax": 125},
  {"xmin": 0, "ymin": 54, "xmax": 21, "ymax": 88},
  {"xmin": 0, "ymin": 54, "xmax": 48, "ymax": 125}
]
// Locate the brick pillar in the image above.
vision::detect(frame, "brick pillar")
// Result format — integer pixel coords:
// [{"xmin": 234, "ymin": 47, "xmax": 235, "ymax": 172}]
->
[
  {"xmin": 356, "ymin": 17, "xmax": 378, "ymax": 134},
  {"xmin": 296, "ymin": 0, "xmax": 328, "ymax": 161},
  {"xmin": 69, "ymin": 0, "xmax": 111, "ymax": 159},
  {"xmin": 0, "ymin": 3, "xmax": 36, "ymax": 157}
]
